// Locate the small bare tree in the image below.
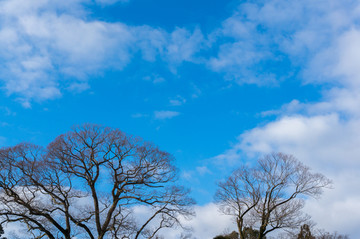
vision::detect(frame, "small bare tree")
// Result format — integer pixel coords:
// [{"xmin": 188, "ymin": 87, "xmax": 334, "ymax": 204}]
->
[
  {"xmin": 315, "ymin": 230, "xmax": 349, "ymax": 239},
  {"xmin": 214, "ymin": 153, "xmax": 332, "ymax": 239},
  {"xmin": 0, "ymin": 124, "xmax": 194, "ymax": 239}
]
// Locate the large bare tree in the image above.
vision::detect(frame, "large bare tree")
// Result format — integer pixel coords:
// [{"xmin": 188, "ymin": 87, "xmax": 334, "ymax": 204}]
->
[
  {"xmin": 214, "ymin": 153, "xmax": 331, "ymax": 239},
  {"xmin": 0, "ymin": 124, "xmax": 194, "ymax": 239}
]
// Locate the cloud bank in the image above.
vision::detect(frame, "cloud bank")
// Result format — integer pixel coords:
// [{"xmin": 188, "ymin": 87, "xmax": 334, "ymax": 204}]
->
[
  {"xmin": 210, "ymin": 1, "xmax": 360, "ymax": 237},
  {"xmin": 0, "ymin": 0, "xmax": 203, "ymax": 107}
]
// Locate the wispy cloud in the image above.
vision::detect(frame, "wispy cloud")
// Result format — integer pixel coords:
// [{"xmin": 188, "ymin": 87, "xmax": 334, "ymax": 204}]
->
[
  {"xmin": 164, "ymin": 28, "xmax": 204, "ymax": 65},
  {"xmin": 143, "ymin": 75, "xmax": 166, "ymax": 84},
  {"xmin": 0, "ymin": 107, "xmax": 16, "ymax": 116},
  {"xmin": 154, "ymin": 110, "xmax": 180, "ymax": 120},
  {"xmin": 0, "ymin": 136, "xmax": 7, "ymax": 147},
  {"xmin": 169, "ymin": 95, "xmax": 186, "ymax": 106},
  {"xmin": 95, "ymin": 0, "xmax": 130, "ymax": 6},
  {"xmin": 196, "ymin": 166, "xmax": 211, "ymax": 176},
  {"xmin": 131, "ymin": 113, "xmax": 149, "ymax": 118}
]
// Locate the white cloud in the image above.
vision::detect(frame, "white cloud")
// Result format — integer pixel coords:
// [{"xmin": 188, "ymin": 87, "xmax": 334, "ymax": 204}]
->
[
  {"xmin": 133, "ymin": 26, "xmax": 168, "ymax": 62},
  {"xmin": 0, "ymin": 136, "xmax": 6, "ymax": 147},
  {"xmin": 0, "ymin": 107, "xmax": 16, "ymax": 117},
  {"xmin": 305, "ymin": 172, "xmax": 360, "ymax": 237},
  {"xmin": 169, "ymin": 95, "xmax": 186, "ymax": 106},
  {"xmin": 241, "ymin": 114, "xmax": 360, "ymax": 168},
  {"xmin": 208, "ymin": 2, "xmax": 360, "ymax": 237},
  {"xmin": 181, "ymin": 171, "xmax": 193, "ymax": 181},
  {"xmin": 214, "ymin": 112, "xmax": 360, "ymax": 237},
  {"xmin": 143, "ymin": 74, "xmax": 166, "ymax": 84},
  {"xmin": 165, "ymin": 28, "xmax": 204, "ymax": 65},
  {"xmin": 208, "ymin": 0, "xmax": 360, "ymax": 86},
  {"xmin": 154, "ymin": 110, "xmax": 180, "ymax": 120},
  {"xmin": 196, "ymin": 166, "xmax": 211, "ymax": 176},
  {"xmin": 208, "ymin": 41, "xmax": 276, "ymax": 85},
  {"xmin": 95, "ymin": 0, "xmax": 130, "ymax": 6},
  {"xmin": 4, "ymin": 202, "xmax": 230, "ymax": 239},
  {"xmin": 301, "ymin": 28, "xmax": 360, "ymax": 89},
  {"xmin": 157, "ymin": 203, "xmax": 234, "ymax": 239},
  {"xmin": 0, "ymin": 0, "xmax": 204, "ymax": 107},
  {"xmin": 131, "ymin": 113, "xmax": 149, "ymax": 118},
  {"xmin": 208, "ymin": 16, "xmax": 276, "ymax": 85},
  {"xmin": 1, "ymin": 0, "xmax": 360, "ymax": 107},
  {"xmin": 0, "ymin": 0, "xmax": 134, "ymax": 105},
  {"xmin": 152, "ymin": 77, "xmax": 166, "ymax": 84}
]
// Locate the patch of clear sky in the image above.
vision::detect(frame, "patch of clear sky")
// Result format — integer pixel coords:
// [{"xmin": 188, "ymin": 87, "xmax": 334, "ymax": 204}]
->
[{"xmin": 86, "ymin": 0, "xmax": 237, "ymax": 31}]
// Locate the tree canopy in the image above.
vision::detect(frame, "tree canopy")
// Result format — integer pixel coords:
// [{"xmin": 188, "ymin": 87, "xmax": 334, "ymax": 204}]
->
[
  {"xmin": 214, "ymin": 153, "xmax": 332, "ymax": 239},
  {"xmin": 0, "ymin": 124, "xmax": 194, "ymax": 239}
]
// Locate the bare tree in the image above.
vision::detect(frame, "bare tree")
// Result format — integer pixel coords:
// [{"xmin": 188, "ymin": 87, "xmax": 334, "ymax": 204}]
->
[
  {"xmin": 315, "ymin": 230, "xmax": 349, "ymax": 239},
  {"xmin": 295, "ymin": 224, "xmax": 349, "ymax": 239},
  {"xmin": 214, "ymin": 153, "xmax": 332, "ymax": 239},
  {"xmin": 0, "ymin": 124, "xmax": 194, "ymax": 239}
]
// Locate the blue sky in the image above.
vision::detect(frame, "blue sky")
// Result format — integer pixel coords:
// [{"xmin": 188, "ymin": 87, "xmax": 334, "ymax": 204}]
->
[{"xmin": 1, "ymin": 0, "xmax": 360, "ymax": 238}]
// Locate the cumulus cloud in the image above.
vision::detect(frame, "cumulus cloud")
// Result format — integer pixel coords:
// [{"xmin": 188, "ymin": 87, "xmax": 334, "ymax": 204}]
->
[
  {"xmin": 305, "ymin": 172, "xmax": 360, "ymax": 237},
  {"xmin": 240, "ymin": 115, "xmax": 360, "ymax": 169},
  {"xmin": 157, "ymin": 203, "xmax": 234, "ymax": 239},
  {"xmin": 208, "ymin": 0, "xmax": 360, "ymax": 86},
  {"xmin": 214, "ymin": 113, "xmax": 360, "ymax": 237},
  {"xmin": 0, "ymin": 0, "xmax": 203, "ymax": 107},
  {"xmin": 0, "ymin": 0, "xmax": 133, "ymax": 106},
  {"xmin": 2, "ymin": 0, "xmax": 360, "ymax": 108},
  {"xmin": 208, "ymin": 1, "xmax": 360, "ymax": 237},
  {"xmin": 209, "ymin": 0, "xmax": 360, "ymax": 171}
]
